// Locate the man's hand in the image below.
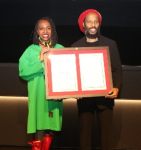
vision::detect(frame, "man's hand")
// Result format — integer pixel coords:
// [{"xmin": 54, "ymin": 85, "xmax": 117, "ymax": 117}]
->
[{"xmin": 105, "ymin": 88, "xmax": 119, "ymax": 99}]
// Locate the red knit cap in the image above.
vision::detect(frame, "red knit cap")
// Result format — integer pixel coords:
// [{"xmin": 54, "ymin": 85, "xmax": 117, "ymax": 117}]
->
[{"xmin": 78, "ymin": 9, "xmax": 102, "ymax": 33}]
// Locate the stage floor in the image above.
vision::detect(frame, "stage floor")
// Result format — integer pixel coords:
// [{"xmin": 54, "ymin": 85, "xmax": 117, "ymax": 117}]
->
[
  {"xmin": 0, "ymin": 146, "xmax": 80, "ymax": 150},
  {"xmin": 0, "ymin": 146, "xmax": 138, "ymax": 150}
]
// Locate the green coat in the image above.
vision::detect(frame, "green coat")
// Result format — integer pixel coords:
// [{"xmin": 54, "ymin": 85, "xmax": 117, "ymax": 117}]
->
[{"xmin": 19, "ymin": 44, "xmax": 64, "ymax": 133}]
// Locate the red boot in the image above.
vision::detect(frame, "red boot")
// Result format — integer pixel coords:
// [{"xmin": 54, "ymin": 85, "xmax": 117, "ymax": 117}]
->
[
  {"xmin": 42, "ymin": 134, "xmax": 53, "ymax": 150},
  {"xmin": 28, "ymin": 138, "xmax": 42, "ymax": 150}
]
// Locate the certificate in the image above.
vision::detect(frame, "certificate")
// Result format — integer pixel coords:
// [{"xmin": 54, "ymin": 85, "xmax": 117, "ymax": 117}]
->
[{"xmin": 44, "ymin": 47, "xmax": 113, "ymax": 99}]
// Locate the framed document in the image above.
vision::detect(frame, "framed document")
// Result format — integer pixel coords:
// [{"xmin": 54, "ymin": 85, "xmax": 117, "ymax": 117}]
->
[{"xmin": 44, "ymin": 47, "xmax": 113, "ymax": 99}]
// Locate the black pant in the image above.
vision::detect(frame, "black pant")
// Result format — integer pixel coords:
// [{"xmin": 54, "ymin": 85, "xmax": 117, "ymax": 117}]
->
[
  {"xmin": 77, "ymin": 97, "xmax": 113, "ymax": 150},
  {"xmin": 33, "ymin": 130, "xmax": 51, "ymax": 141}
]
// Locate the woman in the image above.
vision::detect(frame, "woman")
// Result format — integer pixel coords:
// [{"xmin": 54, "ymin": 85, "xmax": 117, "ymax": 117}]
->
[{"xmin": 19, "ymin": 17, "xmax": 64, "ymax": 150}]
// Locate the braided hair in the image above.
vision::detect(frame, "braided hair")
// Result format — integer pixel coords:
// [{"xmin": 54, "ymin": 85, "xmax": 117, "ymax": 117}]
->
[{"xmin": 32, "ymin": 17, "xmax": 58, "ymax": 48}]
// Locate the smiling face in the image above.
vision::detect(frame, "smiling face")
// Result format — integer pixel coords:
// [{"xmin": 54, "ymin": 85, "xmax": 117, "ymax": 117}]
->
[
  {"xmin": 83, "ymin": 13, "xmax": 100, "ymax": 35},
  {"xmin": 37, "ymin": 20, "xmax": 52, "ymax": 43}
]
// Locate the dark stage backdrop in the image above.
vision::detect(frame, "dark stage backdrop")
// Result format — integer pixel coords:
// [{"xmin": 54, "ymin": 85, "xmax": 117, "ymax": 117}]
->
[{"xmin": 0, "ymin": 0, "xmax": 141, "ymax": 65}]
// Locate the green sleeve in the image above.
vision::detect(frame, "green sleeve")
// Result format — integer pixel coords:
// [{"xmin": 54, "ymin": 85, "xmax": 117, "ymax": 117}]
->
[{"xmin": 19, "ymin": 45, "xmax": 44, "ymax": 81}]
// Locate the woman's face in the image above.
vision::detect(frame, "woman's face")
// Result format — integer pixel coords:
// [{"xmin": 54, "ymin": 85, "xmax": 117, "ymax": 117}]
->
[{"xmin": 37, "ymin": 20, "xmax": 52, "ymax": 43}]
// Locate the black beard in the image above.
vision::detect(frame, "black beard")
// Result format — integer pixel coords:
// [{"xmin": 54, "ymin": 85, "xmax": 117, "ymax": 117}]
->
[{"xmin": 84, "ymin": 27, "xmax": 101, "ymax": 39}]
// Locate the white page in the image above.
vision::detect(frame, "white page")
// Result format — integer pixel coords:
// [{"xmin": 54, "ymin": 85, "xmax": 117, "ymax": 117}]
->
[
  {"xmin": 50, "ymin": 54, "xmax": 78, "ymax": 92},
  {"xmin": 79, "ymin": 53, "xmax": 106, "ymax": 91}
]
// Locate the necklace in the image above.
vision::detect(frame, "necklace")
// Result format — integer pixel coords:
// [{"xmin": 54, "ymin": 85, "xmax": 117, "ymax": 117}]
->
[{"xmin": 38, "ymin": 37, "xmax": 51, "ymax": 48}]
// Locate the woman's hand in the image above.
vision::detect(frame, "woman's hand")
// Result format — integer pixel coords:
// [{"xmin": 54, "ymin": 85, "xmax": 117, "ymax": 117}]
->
[
  {"xmin": 40, "ymin": 47, "xmax": 50, "ymax": 62},
  {"xmin": 105, "ymin": 88, "xmax": 119, "ymax": 99},
  {"xmin": 53, "ymin": 99, "xmax": 62, "ymax": 101}
]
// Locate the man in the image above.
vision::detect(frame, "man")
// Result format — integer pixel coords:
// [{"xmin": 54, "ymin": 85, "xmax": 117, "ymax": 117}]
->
[{"xmin": 71, "ymin": 9, "xmax": 122, "ymax": 150}]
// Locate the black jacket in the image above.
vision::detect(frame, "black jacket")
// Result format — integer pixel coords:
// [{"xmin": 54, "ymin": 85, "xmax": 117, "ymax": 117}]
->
[{"xmin": 71, "ymin": 35, "xmax": 122, "ymax": 108}]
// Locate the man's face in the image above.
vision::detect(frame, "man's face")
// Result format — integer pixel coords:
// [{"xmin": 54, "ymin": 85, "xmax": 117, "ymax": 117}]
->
[{"xmin": 83, "ymin": 13, "xmax": 100, "ymax": 38}]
